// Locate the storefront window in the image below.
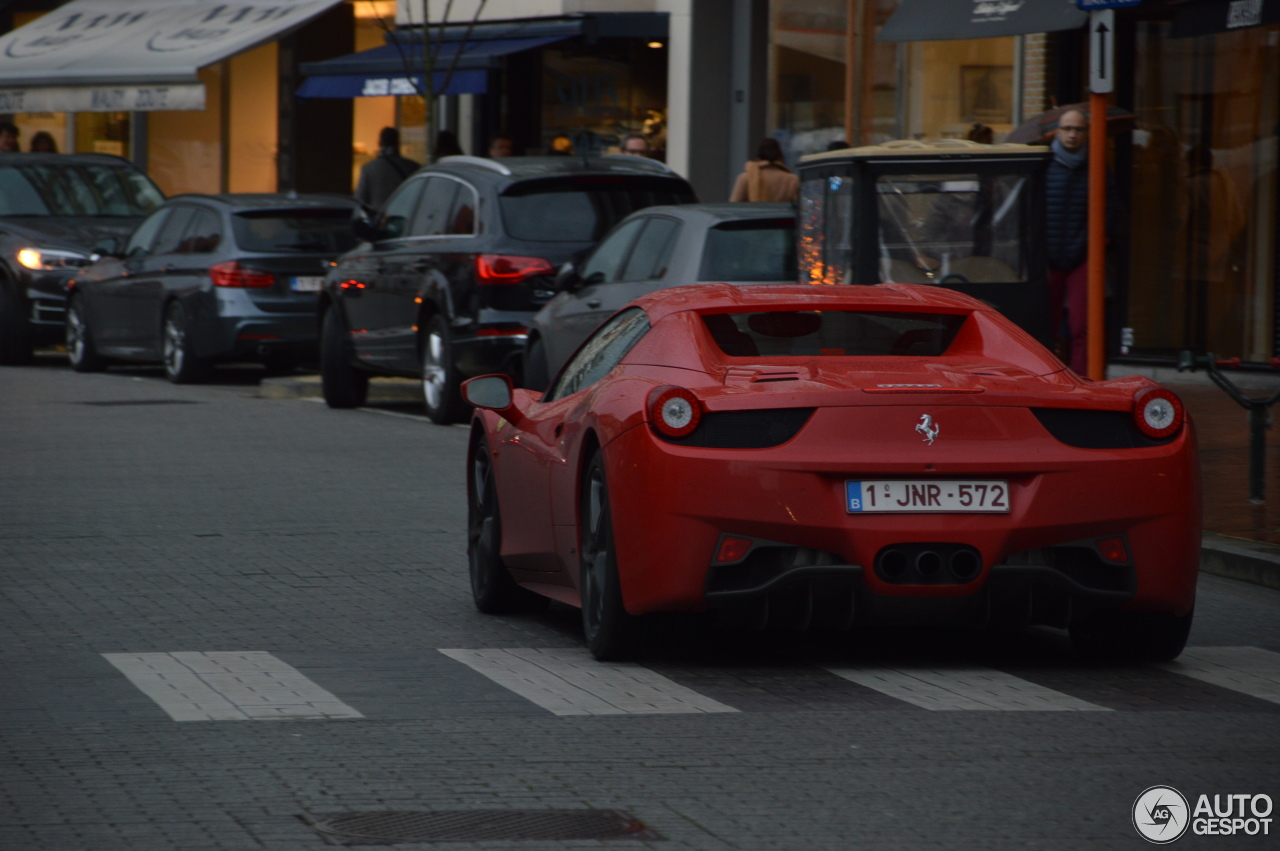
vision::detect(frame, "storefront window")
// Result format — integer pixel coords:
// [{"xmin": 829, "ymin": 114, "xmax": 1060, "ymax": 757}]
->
[
  {"xmin": 541, "ymin": 41, "xmax": 667, "ymax": 157},
  {"xmin": 1127, "ymin": 22, "xmax": 1278, "ymax": 362}
]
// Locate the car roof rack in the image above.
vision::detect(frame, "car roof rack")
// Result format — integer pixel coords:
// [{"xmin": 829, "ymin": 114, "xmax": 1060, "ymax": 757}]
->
[{"xmin": 436, "ymin": 155, "xmax": 512, "ymax": 176}]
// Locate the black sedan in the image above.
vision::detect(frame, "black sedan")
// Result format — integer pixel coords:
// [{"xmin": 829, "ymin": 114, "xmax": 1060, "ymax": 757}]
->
[
  {"xmin": 523, "ymin": 203, "xmax": 796, "ymax": 389},
  {"xmin": 0, "ymin": 153, "xmax": 164, "ymax": 365},
  {"xmin": 67, "ymin": 193, "xmax": 359, "ymax": 382}
]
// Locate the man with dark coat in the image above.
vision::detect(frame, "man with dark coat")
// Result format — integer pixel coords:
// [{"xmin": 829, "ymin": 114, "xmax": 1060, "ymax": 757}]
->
[
  {"xmin": 355, "ymin": 127, "xmax": 420, "ymax": 211},
  {"xmin": 1045, "ymin": 109, "xmax": 1119, "ymax": 373}
]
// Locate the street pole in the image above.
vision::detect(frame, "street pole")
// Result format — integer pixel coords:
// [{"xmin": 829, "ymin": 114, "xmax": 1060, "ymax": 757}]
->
[{"xmin": 1086, "ymin": 9, "xmax": 1113, "ymax": 380}]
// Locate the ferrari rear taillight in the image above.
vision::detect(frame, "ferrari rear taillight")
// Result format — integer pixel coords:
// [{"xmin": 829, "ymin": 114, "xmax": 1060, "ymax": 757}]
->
[
  {"xmin": 647, "ymin": 386, "xmax": 702, "ymax": 438},
  {"xmin": 475, "ymin": 254, "xmax": 554, "ymax": 285},
  {"xmin": 210, "ymin": 261, "xmax": 275, "ymax": 288},
  {"xmin": 1132, "ymin": 386, "xmax": 1183, "ymax": 439}
]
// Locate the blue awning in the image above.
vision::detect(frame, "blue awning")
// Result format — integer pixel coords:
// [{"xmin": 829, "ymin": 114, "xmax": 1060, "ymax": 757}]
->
[{"xmin": 297, "ymin": 36, "xmax": 567, "ymax": 99}]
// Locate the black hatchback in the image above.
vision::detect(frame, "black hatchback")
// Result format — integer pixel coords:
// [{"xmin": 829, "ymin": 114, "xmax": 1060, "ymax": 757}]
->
[
  {"xmin": 67, "ymin": 193, "xmax": 359, "ymax": 382},
  {"xmin": 319, "ymin": 155, "xmax": 697, "ymax": 423}
]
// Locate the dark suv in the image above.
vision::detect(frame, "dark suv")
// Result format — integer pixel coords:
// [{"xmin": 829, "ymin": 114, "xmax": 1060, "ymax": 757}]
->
[
  {"xmin": 318, "ymin": 155, "xmax": 697, "ymax": 423},
  {"xmin": 0, "ymin": 154, "xmax": 164, "ymax": 365}
]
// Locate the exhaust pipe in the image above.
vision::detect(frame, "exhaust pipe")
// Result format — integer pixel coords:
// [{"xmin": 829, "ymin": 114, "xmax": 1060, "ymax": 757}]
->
[
  {"xmin": 879, "ymin": 548, "xmax": 908, "ymax": 578},
  {"xmin": 950, "ymin": 549, "xmax": 981, "ymax": 581},
  {"xmin": 915, "ymin": 550, "xmax": 942, "ymax": 578}
]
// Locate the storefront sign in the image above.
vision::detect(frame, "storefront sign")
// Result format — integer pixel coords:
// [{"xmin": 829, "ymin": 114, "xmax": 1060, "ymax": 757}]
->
[
  {"xmin": 1171, "ymin": 0, "xmax": 1280, "ymax": 36},
  {"xmin": 1076, "ymin": 0, "xmax": 1142, "ymax": 10},
  {"xmin": 0, "ymin": 83, "xmax": 205, "ymax": 113}
]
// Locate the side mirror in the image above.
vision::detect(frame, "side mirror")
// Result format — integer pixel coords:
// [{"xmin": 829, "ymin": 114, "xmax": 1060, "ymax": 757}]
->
[
  {"xmin": 91, "ymin": 236, "xmax": 121, "ymax": 259},
  {"xmin": 461, "ymin": 374, "xmax": 514, "ymax": 411},
  {"xmin": 351, "ymin": 217, "xmax": 382, "ymax": 243},
  {"xmin": 554, "ymin": 261, "xmax": 581, "ymax": 292}
]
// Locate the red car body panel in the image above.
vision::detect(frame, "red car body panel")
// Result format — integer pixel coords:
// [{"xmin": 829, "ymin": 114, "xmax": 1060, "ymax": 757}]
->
[{"xmin": 471, "ymin": 284, "xmax": 1201, "ymax": 627}]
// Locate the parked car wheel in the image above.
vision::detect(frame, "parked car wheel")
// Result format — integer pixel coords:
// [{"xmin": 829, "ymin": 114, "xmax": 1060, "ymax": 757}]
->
[
  {"xmin": 162, "ymin": 302, "xmax": 212, "ymax": 384},
  {"xmin": 65, "ymin": 295, "xmax": 106, "ymax": 372},
  {"xmin": 1069, "ymin": 607, "xmax": 1194, "ymax": 663},
  {"xmin": 524, "ymin": 336, "xmax": 551, "ymax": 392},
  {"xmin": 421, "ymin": 313, "xmax": 465, "ymax": 425},
  {"xmin": 0, "ymin": 283, "xmax": 33, "ymax": 366},
  {"xmin": 580, "ymin": 449, "xmax": 636, "ymax": 660},
  {"xmin": 468, "ymin": 435, "xmax": 547, "ymax": 614},
  {"xmin": 320, "ymin": 307, "xmax": 369, "ymax": 409}
]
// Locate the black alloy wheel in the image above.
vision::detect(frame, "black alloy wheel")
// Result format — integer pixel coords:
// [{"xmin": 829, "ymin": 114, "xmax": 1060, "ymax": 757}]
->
[
  {"xmin": 0, "ymin": 283, "xmax": 33, "ymax": 366},
  {"xmin": 162, "ymin": 301, "xmax": 211, "ymax": 384},
  {"xmin": 467, "ymin": 436, "xmax": 546, "ymax": 614},
  {"xmin": 66, "ymin": 295, "xmax": 106, "ymax": 372},
  {"xmin": 1069, "ymin": 607, "xmax": 1194, "ymax": 663},
  {"xmin": 523, "ymin": 336, "xmax": 551, "ymax": 392},
  {"xmin": 420, "ymin": 313, "xmax": 465, "ymax": 425},
  {"xmin": 319, "ymin": 306, "xmax": 369, "ymax": 408},
  {"xmin": 580, "ymin": 449, "xmax": 637, "ymax": 660}
]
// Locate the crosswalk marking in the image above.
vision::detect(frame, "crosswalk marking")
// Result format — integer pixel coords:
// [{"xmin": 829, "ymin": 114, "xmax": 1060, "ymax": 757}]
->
[
  {"xmin": 439, "ymin": 648, "xmax": 740, "ymax": 716},
  {"xmin": 104, "ymin": 651, "xmax": 364, "ymax": 721},
  {"xmin": 824, "ymin": 666, "xmax": 1112, "ymax": 711},
  {"xmin": 1162, "ymin": 647, "xmax": 1280, "ymax": 705}
]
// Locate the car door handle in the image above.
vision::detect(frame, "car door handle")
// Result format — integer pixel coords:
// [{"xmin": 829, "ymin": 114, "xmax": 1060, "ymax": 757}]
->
[
  {"xmin": 413, "ymin": 259, "xmax": 431, "ymax": 272},
  {"xmin": 586, "ymin": 299, "xmax": 602, "ymax": 308}
]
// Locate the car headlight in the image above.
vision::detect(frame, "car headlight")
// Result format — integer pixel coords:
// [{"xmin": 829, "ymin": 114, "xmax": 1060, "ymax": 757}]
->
[{"xmin": 17, "ymin": 247, "xmax": 93, "ymax": 271}]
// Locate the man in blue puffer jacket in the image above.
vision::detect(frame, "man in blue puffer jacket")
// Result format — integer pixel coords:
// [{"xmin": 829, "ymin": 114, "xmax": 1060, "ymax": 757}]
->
[{"xmin": 1046, "ymin": 109, "xmax": 1118, "ymax": 373}]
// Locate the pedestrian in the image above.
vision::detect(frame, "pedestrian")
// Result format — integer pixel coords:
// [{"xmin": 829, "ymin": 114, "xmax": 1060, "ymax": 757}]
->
[
  {"xmin": 29, "ymin": 131, "xmax": 57, "ymax": 153},
  {"xmin": 0, "ymin": 123, "xmax": 19, "ymax": 153},
  {"xmin": 1045, "ymin": 108, "xmax": 1118, "ymax": 374},
  {"xmin": 487, "ymin": 135, "xmax": 513, "ymax": 158},
  {"xmin": 432, "ymin": 130, "xmax": 463, "ymax": 161},
  {"xmin": 355, "ymin": 127, "xmax": 420, "ymax": 211},
  {"xmin": 620, "ymin": 133, "xmax": 650, "ymax": 156},
  {"xmin": 729, "ymin": 137, "xmax": 799, "ymax": 203}
]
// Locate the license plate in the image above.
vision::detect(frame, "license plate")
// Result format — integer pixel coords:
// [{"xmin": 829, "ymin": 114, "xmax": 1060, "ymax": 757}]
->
[
  {"xmin": 846, "ymin": 480, "xmax": 1010, "ymax": 513},
  {"xmin": 290, "ymin": 276, "xmax": 324, "ymax": 292}
]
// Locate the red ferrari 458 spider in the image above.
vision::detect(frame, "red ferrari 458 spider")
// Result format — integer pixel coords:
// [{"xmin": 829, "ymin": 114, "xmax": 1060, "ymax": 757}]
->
[{"xmin": 461, "ymin": 284, "xmax": 1200, "ymax": 662}]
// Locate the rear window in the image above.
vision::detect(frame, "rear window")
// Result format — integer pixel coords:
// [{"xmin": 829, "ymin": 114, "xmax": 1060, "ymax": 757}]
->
[
  {"xmin": 699, "ymin": 219, "xmax": 796, "ymax": 282},
  {"xmin": 702, "ymin": 310, "xmax": 967, "ymax": 357},
  {"xmin": 499, "ymin": 176, "xmax": 696, "ymax": 242},
  {"xmin": 231, "ymin": 209, "xmax": 359, "ymax": 254}
]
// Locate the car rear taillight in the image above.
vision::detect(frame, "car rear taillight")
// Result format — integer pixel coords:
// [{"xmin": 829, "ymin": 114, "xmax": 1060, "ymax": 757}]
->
[
  {"xmin": 210, "ymin": 261, "xmax": 275, "ymax": 288},
  {"xmin": 647, "ymin": 386, "xmax": 702, "ymax": 438},
  {"xmin": 475, "ymin": 254, "xmax": 554, "ymax": 285},
  {"xmin": 1132, "ymin": 386, "xmax": 1184, "ymax": 439}
]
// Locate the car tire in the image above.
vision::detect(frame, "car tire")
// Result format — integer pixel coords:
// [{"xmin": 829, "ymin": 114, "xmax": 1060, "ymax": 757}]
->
[
  {"xmin": 0, "ymin": 283, "xmax": 33, "ymax": 366},
  {"xmin": 468, "ymin": 435, "xmax": 547, "ymax": 614},
  {"xmin": 320, "ymin": 306, "xmax": 369, "ymax": 409},
  {"xmin": 66, "ymin": 296, "xmax": 106, "ymax": 372},
  {"xmin": 162, "ymin": 301, "xmax": 212, "ymax": 384},
  {"xmin": 1069, "ymin": 607, "xmax": 1194, "ymax": 663},
  {"xmin": 524, "ymin": 336, "xmax": 551, "ymax": 392},
  {"xmin": 420, "ymin": 313, "xmax": 465, "ymax": 425},
  {"xmin": 580, "ymin": 449, "xmax": 637, "ymax": 661}
]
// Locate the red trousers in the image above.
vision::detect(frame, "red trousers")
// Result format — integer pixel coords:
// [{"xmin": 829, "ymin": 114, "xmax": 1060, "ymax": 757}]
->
[{"xmin": 1049, "ymin": 263, "xmax": 1089, "ymax": 374}]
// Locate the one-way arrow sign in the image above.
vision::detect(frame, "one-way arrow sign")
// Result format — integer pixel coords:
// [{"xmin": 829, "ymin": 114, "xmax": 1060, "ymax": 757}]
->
[{"xmin": 1089, "ymin": 9, "xmax": 1115, "ymax": 94}]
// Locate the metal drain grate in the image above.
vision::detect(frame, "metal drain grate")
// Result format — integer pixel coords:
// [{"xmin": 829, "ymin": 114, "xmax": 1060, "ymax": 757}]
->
[
  {"xmin": 305, "ymin": 809, "xmax": 662, "ymax": 845},
  {"xmin": 78, "ymin": 400, "xmax": 199, "ymax": 406}
]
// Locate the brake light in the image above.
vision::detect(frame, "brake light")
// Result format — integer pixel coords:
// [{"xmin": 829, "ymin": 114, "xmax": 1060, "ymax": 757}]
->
[
  {"xmin": 715, "ymin": 536, "xmax": 753, "ymax": 563},
  {"xmin": 475, "ymin": 254, "xmax": 554, "ymax": 285},
  {"xmin": 647, "ymin": 385, "xmax": 702, "ymax": 438},
  {"xmin": 210, "ymin": 261, "xmax": 275, "ymax": 288},
  {"xmin": 1096, "ymin": 536, "xmax": 1129, "ymax": 564},
  {"xmin": 1132, "ymin": 386, "xmax": 1183, "ymax": 439}
]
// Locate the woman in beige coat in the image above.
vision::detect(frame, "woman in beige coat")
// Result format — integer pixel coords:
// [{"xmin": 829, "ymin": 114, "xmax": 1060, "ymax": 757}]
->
[{"xmin": 729, "ymin": 138, "xmax": 800, "ymax": 203}]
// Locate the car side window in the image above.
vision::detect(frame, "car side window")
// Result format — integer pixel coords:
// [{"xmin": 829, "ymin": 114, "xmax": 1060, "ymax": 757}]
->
[
  {"xmin": 124, "ymin": 209, "xmax": 170, "ymax": 257},
  {"xmin": 409, "ymin": 177, "xmax": 459, "ymax": 237},
  {"xmin": 620, "ymin": 218, "xmax": 680, "ymax": 281},
  {"xmin": 579, "ymin": 218, "xmax": 646, "ymax": 286},
  {"xmin": 178, "ymin": 209, "xmax": 223, "ymax": 254},
  {"xmin": 150, "ymin": 207, "xmax": 197, "ymax": 256},
  {"xmin": 546, "ymin": 307, "xmax": 651, "ymax": 401},
  {"xmin": 377, "ymin": 178, "xmax": 425, "ymax": 239},
  {"xmin": 448, "ymin": 182, "xmax": 478, "ymax": 236}
]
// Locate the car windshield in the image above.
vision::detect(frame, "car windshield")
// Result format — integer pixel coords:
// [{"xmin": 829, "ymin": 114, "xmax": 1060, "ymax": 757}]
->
[
  {"xmin": 700, "ymin": 219, "xmax": 796, "ymax": 281},
  {"xmin": 0, "ymin": 163, "xmax": 164, "ymax": 217},
  {"xmin": 702, "ymin": 310, "xmax": 968, "ymax": 357},
  {"xmin": 499, "ymin": 176, "xmax": 696, "ymax": 242},
  {"xmin": 232, "ymin": 209, "xmax": 360, "ymax": 254}
]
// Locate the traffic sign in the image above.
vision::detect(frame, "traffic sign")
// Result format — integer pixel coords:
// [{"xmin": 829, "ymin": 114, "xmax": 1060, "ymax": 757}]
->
[
  {"xmin": 1076, "ymin": 0, "xmax": 1140, "ymax": 9},
  {"xmin": 1089, "ymin": 9, "xmax": 1115, "ymax": 94}
]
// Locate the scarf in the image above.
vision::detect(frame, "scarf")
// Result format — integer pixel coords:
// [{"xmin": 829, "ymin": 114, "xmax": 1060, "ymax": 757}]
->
[{"xmin": 1052, "ymin": 136, "xmax": 1086, "ymax": 170}]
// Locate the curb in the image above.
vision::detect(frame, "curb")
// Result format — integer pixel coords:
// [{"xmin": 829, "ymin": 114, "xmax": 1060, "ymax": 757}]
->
[
  {"xmin": 1200, "ymin": 534, "xmax": 1280, "ymax": 591},
  {"xmin": 258, "ymin": 374, "xmax": 421, "ymax": 401}
]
